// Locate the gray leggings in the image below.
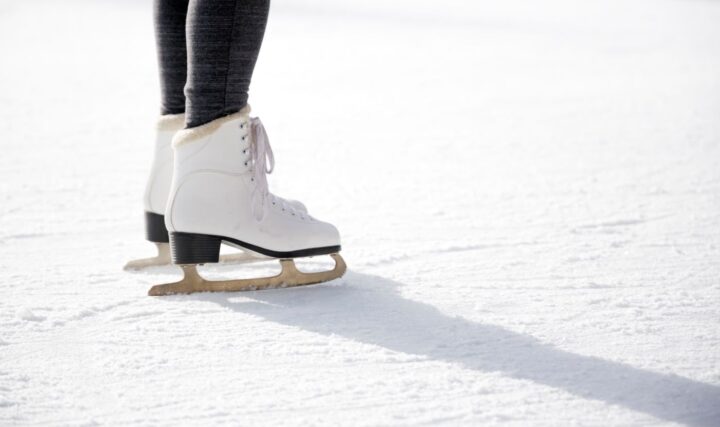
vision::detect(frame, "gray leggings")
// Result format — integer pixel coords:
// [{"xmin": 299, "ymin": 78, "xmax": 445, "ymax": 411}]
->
[{"xmin": 154, "ymin": 0, "xmax": 270, "ymax": 128}]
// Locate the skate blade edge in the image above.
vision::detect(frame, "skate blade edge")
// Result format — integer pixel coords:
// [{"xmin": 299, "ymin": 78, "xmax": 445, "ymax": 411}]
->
[
  {"xmin": 123, "ymin": 243, "xmax": 171, "ymax": 270},
  {"xmin": 147, "ymin": 253, "xmax": 346, "ymax": 296},
  {"xmin": 125, "ymin": 243, "xmax": 272, "ymax": 271}
]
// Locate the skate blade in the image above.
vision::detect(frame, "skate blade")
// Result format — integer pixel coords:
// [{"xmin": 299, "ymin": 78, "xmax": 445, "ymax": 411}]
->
[
  {"xmin": 123, "ymin": 243, "xmax": 171, "ymax": 270},
  {"xmin": 125, "ymin": 243, "xmax": 267, "ymax": 271},
  {"xmin": 147, "ymin": 253, "xmax": 346, "ymax": 296}
]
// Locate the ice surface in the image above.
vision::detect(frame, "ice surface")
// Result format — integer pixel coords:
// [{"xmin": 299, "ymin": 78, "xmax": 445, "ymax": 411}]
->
[{"xmin": 1, "ymin": 0, "xmax": 719, "ymax": 425}]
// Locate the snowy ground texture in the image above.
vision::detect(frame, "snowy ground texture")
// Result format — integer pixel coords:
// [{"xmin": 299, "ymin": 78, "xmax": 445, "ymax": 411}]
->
[{"xmin": 1, "ymin": 0, "xmax": 720, "ymax": 425}]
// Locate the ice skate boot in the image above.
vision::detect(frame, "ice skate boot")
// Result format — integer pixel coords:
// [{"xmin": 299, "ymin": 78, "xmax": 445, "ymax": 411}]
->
[
  {"xmin": 125, "ymin": 114, "xmax": 308, "ymax": 270},
  {"xmin": 124, "ymin": 114, "xmax": 184, "ymax": 270},
  {"xmin": 148, "ymin": 106, "xmax": 345, "ymax": 296}
]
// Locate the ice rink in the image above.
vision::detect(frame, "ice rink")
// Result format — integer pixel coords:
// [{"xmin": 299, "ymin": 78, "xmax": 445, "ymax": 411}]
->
[{"xmin": 1, "ymin": 0, "xmax": 719, "ymax": 425}]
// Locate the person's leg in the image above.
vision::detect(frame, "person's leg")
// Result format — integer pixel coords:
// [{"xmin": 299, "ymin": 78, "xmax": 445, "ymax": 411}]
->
[
  {"xmin": 154, "ymin": 0, "xmax": 189, "ymax": 115},
  {"xmin": 185, "ymin": 0, "xmax": 270, "ymax": 128}
]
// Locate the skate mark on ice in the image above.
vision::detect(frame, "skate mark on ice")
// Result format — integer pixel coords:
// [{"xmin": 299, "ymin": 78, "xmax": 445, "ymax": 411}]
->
[
  {"xmin": 49, "ymin": 300, "xmax": 138, "ymax": 325},
  {"xmin": 16, "ymin": 308, "xmax": 46, "ymax": 322},
  {"xmin": 0, "ymin": 232, "xmax": 49, "ymax": 243},
  {"xmin": 575, "ymin": 218, "xmax": 648, "ymax": 229},
  {"xmin": 0, "ymin": 397, "xmax": 16, "ymax": 408},
  {"xmin": 189, "ymin": 272, "xmax": 720, "ymax": 427},
  {"xmin": 72, "ymin": 300, "xmax": 134, "ymax": 318},
  {"xmin": 67, "ymin": 309, "xmax": 99, "ymax": 321},
  {"xmin": 109, "ymin": 310, "xmax": 164, "ymax": 322},
  {"xmin": 433, "ymin": 242, "xmax": 536, "ymax": 254},
  {"xmin": 571, "ymin": 215, "xmax": 672, "ymax": 233},
  {"xmin": 362, "ymin": 242, "xmax": 537, "ymax": 267},
  {"xmin": 362, "ymin": 253, "xmax": 413, "ymax": 267}
]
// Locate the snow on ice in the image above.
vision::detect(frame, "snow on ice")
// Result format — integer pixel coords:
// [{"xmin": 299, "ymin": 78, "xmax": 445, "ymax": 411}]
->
[{"xmin": 1, "ymin": 0, "xmax": 719, "ymax": 425}]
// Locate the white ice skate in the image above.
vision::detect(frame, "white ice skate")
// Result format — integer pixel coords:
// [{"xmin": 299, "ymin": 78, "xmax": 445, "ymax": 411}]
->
[
  {"xmin": 147, "ymin": 106, "xmax": 345, "ymax": 296},
  {"xmin": 123, "ymin": 113, "xmax": 184, "ymax": 270},
  {"xmin": 124, "ymin": 113, "xmax": 308, "ymax": 270}
]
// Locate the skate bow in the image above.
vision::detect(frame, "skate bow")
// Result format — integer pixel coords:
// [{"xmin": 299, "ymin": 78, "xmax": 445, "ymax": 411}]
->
[{"xmin": 248, "ymin": 117, "xmax": 275, "ymax": 221}]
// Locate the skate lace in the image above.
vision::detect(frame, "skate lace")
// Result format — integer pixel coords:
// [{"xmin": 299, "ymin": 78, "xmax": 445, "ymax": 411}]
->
[{"xmin": 247, "ymin": 117, "xmax": 298, "ymax": 221}]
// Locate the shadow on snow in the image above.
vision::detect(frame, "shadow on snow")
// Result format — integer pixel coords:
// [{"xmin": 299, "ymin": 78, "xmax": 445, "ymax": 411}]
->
[{"xmin": 183, "ymin": 270, "xmax": 719, "ymax": 426}]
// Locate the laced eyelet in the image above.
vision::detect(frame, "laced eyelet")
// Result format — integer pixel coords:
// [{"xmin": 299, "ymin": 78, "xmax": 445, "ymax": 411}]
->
[
  {"xmin": 244, "ymin": 162, "xmax": 248, "ymax": 166},
  {"xmin": 242, "ymin": 149, "xmax": 247, "ymax": 154},
  {"xmin": 242, "ymin": 136, "xmax": 246, "ymax": 141}
]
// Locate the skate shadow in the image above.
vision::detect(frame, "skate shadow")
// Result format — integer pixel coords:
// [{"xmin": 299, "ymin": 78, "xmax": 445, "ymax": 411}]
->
[{"xmin": 191, "ymin": 271, "xmax": 720, "ymax": 426}]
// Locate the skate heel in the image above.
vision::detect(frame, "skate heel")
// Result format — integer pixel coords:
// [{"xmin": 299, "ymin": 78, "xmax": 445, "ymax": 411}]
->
[
  {"xmin": 145, "ymin": 211, "xmax": 169, "ymax": 243},
  {"xmin": 170, "ymin": 232, "xmax": 222, "ymax": 265}
]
